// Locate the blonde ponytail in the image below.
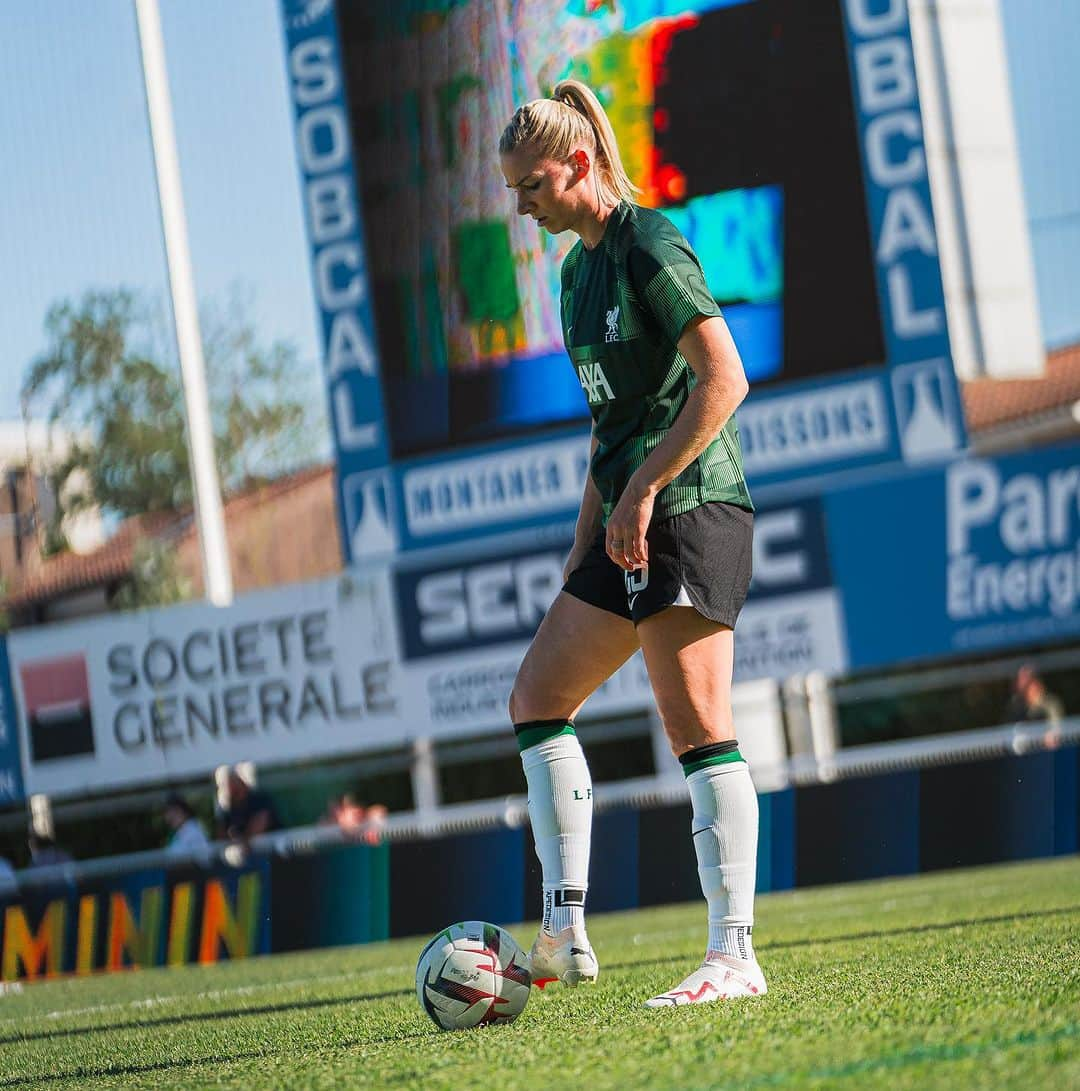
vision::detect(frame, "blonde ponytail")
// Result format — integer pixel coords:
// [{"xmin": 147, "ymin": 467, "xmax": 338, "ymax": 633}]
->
[
  {"xmin": 499, "ymin": 79, "xmax": 640, "ymax": 206},
  {"xmin": 551, "ymin": 80, "xmax": 639, "ymax": 205}
]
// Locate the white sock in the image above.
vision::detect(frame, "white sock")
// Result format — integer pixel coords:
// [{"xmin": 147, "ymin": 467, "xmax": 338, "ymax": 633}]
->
[
  {"xmin": 685, "ymin": 750, "xmax": 759, "ymax": 964},
  {"xmin": 518, "ymin": 725, "xmax": 592, "ymax": 936}
]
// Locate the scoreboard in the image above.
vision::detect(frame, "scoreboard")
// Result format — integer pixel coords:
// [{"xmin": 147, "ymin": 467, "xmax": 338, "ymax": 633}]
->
[{"xmin": 280, "ymin": 0, "xmax": 966, "ymax": 562}]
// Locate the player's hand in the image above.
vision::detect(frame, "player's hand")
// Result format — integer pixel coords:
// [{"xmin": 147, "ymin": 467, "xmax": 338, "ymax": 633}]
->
[{"xmin": 605, "ymin": 481, "xmax": 654, "ymax": 571}]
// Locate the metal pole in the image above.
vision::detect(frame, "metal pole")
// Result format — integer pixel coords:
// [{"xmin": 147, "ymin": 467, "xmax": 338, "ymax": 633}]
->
[
  {"xmin": 410, "ymin": 737, "xmax": 441, "ymax": 815},
  {"xmin": 134, "ymin": 0, "xmax": 233, "ymax": 606}
]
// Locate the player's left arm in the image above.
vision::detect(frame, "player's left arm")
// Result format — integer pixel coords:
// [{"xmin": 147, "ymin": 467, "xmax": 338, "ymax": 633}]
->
[{"xmin": 605, "ymin": 315, "xmax": 748, "ymax": 571}]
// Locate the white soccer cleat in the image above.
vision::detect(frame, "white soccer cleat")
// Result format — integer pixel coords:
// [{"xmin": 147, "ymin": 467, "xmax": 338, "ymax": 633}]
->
[
  {"xmin": 644, "ymin": 955, "xmax": 767, "ymax": 1008},
  {"xmin": 528, "ymin": 927, "xmax": 599, "ymax": 988}
]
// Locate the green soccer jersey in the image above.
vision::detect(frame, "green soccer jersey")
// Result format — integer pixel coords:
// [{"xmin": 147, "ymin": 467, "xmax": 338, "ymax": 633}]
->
[{"xmin": 560, "ymin": 201, "xmax": 753, "ymax": 523}]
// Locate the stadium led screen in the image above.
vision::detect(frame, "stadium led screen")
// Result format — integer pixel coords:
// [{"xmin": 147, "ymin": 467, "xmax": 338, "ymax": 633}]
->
[
  {"xmin": 283, "ymin": 0, "xmax": 965, "ymax": 560},
  {"xmin": 333, "ymin": 0, "xmax": 883, "ymax": 457}
]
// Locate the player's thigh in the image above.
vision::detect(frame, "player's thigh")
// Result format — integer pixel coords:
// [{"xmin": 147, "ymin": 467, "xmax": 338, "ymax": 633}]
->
[
  {"xmin": 510, "ymin": 591, "xmax": 639, "ymax": 723},
  {"xmin": 637, "ymin": 606, "xmax": 735, "ymax": 755}
]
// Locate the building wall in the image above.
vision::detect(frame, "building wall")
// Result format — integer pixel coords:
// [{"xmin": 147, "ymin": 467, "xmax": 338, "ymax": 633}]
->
[
  {"xmin": 176, "ymin": 469, "xmax": 343, "ymax": 596},
  {"xmin": 0, "ymin": 468, "xmax": 42, "ymax": 590}
]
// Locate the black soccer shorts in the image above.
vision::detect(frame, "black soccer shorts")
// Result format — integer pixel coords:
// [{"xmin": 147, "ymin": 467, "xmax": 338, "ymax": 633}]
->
[{"xmin": 563, "ymin": 501, "xmax": 753, "ymax": 628}]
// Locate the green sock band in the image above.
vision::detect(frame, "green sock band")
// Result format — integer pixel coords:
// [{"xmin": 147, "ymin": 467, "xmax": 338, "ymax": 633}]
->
[
  {"xmin": 682, "ymin": 749, "xmax": 744, "ymax": 778},
  {"xmin": 515, "ymin": 720, "xmax": 576, "ymax": 753}
]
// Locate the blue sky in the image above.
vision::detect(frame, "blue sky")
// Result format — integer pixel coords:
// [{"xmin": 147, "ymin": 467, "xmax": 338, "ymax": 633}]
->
[{"xmin": 0, "ymin": 0, "xmax": 322, "ymax": 428}]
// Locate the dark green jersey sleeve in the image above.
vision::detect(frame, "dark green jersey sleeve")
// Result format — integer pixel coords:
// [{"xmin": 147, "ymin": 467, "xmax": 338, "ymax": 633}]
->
[
  {"xmin": 559, "ymin": 241, "xmax": 584, "ymax": 349},
  {"xmin": 627, "ymin": 225, "xmax": 721, "ymax": 347}
]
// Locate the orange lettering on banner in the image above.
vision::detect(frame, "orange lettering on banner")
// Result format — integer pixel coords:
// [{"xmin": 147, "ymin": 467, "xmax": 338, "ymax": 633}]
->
[
  {"xmin": 75, "ymin": 895, "xmax": 97, "ymax": 975},
  {"xmin": 106, "ymin": 888, "xmax": 164, "ymax": 971},
  {"xmin": 197, "ymin": 874, "xmax": 261, "ymax": 964},
  {"xmin": 2, "ymin": 901, "xmax": 66, "ymax": 981}
]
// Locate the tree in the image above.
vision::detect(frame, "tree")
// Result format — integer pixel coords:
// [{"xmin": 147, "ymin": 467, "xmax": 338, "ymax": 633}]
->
[
  {"xmin": 20, "ymin": 287, "xmax": 325, "ymax": 527},
  {"xmin": 110, "ymin": 538, "xmax": 192, "ymax": 612}
]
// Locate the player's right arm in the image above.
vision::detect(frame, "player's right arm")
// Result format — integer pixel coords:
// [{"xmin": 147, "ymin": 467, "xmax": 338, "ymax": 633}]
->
[{"xmin": 564, "ymin": 428, "xmax": 602, "ymax": 582}]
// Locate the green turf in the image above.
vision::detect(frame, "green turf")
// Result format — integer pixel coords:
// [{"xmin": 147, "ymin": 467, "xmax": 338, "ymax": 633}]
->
[{"xmin": 0, "ymin": 857, "xmax": 1077, "ymax": 1090}]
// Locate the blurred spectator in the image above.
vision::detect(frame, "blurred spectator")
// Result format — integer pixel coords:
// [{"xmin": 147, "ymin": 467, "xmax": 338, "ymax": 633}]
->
[
  {"xmin": 1004, "ymin": 665, "xmax": 1064, "ymax": 747},
  {"xmin": 320, "ymin": 793, "xmax": 388, "ymax": 845},
  {"xmin": 0, "ymin": 855, "xmax": 16, "ymax": 892},
  {"xmin": 27, "ymin": 833, "xmax": 73, "ymax": 868},
  {"xmin": 163, "ymin": 793, "xmax": 210, "ymax": 856},
  {"xmin": 216, "ymin": 766, "xmax": 280, "ymax": 846}
]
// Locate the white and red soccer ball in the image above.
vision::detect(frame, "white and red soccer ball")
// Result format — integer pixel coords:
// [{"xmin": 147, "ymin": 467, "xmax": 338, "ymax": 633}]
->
[{"xmin": 415, "ymin": 921, "xmax": 532, "ymax": 1031}]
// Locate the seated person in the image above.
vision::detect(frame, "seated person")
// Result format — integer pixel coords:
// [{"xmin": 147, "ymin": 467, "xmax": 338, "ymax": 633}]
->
[
  {"xmin": 216, "ymin": 767, "xmax": 280, "ymax": 845},
  {"xmin": 27, "ymin": 834, "xmax": 73, "ymax": 868},
  {"xmin": 1004, "ymin": 665, "xmax": 1064, "ymax": 747},
  {"xmin": 321, "ymin": 793, "xmax": 388, "ymax": 845},
  {"xmin": 163, "ymin": 793, "xmax": 211, "ymax": 855}
]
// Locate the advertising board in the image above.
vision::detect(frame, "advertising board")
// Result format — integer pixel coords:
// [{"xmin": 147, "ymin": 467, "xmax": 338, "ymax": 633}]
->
[
  {"xmin": 0, "ymin": 861, "xmax": 269, "ymax": 981},
  {"xmin": 7, "ymin": 571, "xmax": 403, "ymax": 799},
  {"xmin": 393, "ymin": 497, "xmax": 849, "ymax": 737},
  {"xmin": 0, "ymin": 639, "xmax": 24, "ymax": 804},
  {"xmin": 4, "ymin": 442, "xmax": 1075, "ymax": 797},
  {"xmin": 825, "ymin": 443, "xmax": 1080, "ymax": 668}
]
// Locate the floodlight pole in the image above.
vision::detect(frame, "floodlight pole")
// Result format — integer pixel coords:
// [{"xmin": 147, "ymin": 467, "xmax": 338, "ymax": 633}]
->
[{"xmin": 134, "ymin": 0, "xmax": 233, "ymax": 606}]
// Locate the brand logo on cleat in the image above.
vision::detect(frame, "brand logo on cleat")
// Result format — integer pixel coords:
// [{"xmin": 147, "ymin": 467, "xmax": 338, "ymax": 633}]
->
[{"xmin": 670, "ymin": 981, "xmax": 718, "ymax": 1004}]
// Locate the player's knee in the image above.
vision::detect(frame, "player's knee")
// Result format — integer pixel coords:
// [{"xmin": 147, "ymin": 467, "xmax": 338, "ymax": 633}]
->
[
  {"xmin": 509, "ymin": 674, "xmax": 559, "ymax": 725},
  {"xmin": 658, "ymin": 709, "xmax": 733, "ymax": 756}
]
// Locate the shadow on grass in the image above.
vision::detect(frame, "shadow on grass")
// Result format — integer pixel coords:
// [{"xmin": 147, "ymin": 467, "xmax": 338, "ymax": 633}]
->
[
  {"xmin": 0, "ymin": 987, "xmax": 413, "ymax": 1048},
  {"xmin": 2, "ymin": 903, "xmax": 1076, "ymax": 1086},
  {"xmin": 603, "ymin": 903, "xmax": 1080, "ymax": 973},
  {"xmin": 0, "ymin": 1026, "xmax": 434, "ymax": 1088}
]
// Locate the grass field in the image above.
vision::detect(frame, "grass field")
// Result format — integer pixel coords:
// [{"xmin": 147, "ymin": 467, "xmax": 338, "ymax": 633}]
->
[{"xmin": 0, "ymin": 857, "xmax": 1077, "ymax": 1090}]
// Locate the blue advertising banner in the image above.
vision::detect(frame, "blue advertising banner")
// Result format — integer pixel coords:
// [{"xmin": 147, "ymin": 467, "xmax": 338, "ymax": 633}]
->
[
  {"xmin": 389, "ymin": 431, "xmax": 588, "ymax": 554},
  {"xmin": 0, "ymin": 637, "xmax": 24, "ymax": 804},
  {"xmin": 826, "ymin": 441, "xmax": 1080, "ymax": 669},
  {"xmin": 732, "ymin": 0, "xmax": 967, "ymax": 489},
  {"xmin": 280, "ymin": 0, "xmax": 399, "ymax": 563},
  {"xmin": 842, "ymin": 0, "xmax": 952, "ymax": 370},
  {"xmin": 0, "ymin": 859, "xmax": 270, "ymax": 981},
  {"xmin": 392, "ymin": 496, "xmax": 848, "ymax": 692}
]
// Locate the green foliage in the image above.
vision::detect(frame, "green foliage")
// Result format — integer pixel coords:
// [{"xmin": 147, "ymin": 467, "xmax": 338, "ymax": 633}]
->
[
  {"xmin": 38, "ymin": 520, "xmax": 70, "ymax": 559},
  {"xmin": 0, "ymin": 859, "xmax": 1077, "ymax": 1087},
  {"xmin": 110, "ymin": 538, "xmax": 192, "ymax": 612},
  {"xmin": 21, "ymin": 287, "xmax": 321, "ymax": 528}
]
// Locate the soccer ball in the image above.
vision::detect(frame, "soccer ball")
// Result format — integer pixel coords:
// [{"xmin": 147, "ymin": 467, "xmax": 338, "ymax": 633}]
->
[{"xmin": 415, "ymin": 921, "xmax": 532, "ymax": 1030}]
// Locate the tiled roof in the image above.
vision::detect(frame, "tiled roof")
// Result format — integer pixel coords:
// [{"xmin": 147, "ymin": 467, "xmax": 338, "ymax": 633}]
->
[
  {"xmin": 962, "ymin": 342, "xmax": 1080, "ymax": 432},
  {"xmin": 2, "ymin": 510, "xmax": 187, "ymax": 610},
  {"xmin": 216, "ymin": 463, "xmax": 332, "ymax": 519},
  {"xmin": 2, "ymin": 464, "xmax": 333, "ymax": 611}
]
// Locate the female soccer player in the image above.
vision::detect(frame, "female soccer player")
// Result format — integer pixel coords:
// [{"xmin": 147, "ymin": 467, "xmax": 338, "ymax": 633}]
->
[{"xmin": 500, "ymin": 80, "xmax": 763, "ymax": 1007}]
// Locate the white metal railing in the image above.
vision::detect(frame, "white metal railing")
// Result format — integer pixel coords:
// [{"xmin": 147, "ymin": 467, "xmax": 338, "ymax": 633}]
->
[
  {"xmin": 831, "ymin": 645, "xmax": 1080, "ymax": 703},
  {"xmin": 4, "ymin": 718, "xmax": 1075, "ymax": 893}
]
